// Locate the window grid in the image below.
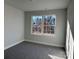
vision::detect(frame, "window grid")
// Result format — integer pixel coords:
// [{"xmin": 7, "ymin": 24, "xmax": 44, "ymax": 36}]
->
[{"xmin": 31, "ymin": 15, "xmax": 56, "ymax": 36}]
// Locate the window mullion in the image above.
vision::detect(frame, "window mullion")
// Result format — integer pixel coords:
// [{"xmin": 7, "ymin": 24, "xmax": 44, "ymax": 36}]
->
[{"xmin": 41, "ymin": 16, "xmax": 44, "ymax": 34}]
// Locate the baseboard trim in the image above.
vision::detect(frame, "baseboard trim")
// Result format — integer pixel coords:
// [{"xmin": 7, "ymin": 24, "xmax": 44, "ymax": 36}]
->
[
  {"xmin": 4, "ymin": 39, "xmax": 64, "ymax": 50},
  {"xmin": 25, "ymin": 39, "xmax": 64, "ymax": 47},
  {"xmin": 4, "ymin": 40, "xmax": 24, "ymax": 50}
]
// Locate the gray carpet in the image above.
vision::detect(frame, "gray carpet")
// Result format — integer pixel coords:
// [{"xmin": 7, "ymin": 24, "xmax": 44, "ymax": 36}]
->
[{"xmin": 4, "ymin": 41, "xmax": 66, "ymax": 59}]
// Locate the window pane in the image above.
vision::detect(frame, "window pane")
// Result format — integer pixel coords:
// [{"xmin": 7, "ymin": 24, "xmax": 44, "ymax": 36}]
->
[
  {"xmin": 51, "ymin": 26, "xmax": 54, "ymax": 34},
  {"xmin": 43, "ymin": 26, "xmax": 55, "ymax": 34},
  {"xmin": 44, "ymin": 26, "xmax": 51, "ymax": 33},
  {"xmin": 32, "ymin": 16, "xmax": 42, "ymax": 33},
  {"xmin": 44, "ymin": 26, "xmax": 46, "ymax": 33},
  {"xmin": 43, "ymin": 15, "xmax": 56, "ymax": 34},
  {"xmin": 44, "ymin": 16, "xmax": 56, "ymax": 26},
  {"xmin": 47, "ymin": 26, "xmax": 51, "ymax": 33}
]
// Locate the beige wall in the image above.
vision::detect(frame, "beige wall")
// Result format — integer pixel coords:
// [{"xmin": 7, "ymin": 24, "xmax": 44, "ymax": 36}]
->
[
  {"xmin": 24, "ymin": 9, "xmax": 67, "ymax": 47},
  {"xmin": 4, "ymin": 3, "xmax": 24, "ymax": 50}
]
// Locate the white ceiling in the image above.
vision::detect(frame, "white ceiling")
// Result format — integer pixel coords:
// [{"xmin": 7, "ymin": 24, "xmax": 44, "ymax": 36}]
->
[{"xmin": 5, "ymin": 0, "xmax": 71, "ymax": 11}]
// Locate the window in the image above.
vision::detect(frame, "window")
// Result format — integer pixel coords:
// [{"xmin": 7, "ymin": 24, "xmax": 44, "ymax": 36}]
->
[{"xmin": 31, "ymin": 15, "xmax": 56, "ymax": 36}]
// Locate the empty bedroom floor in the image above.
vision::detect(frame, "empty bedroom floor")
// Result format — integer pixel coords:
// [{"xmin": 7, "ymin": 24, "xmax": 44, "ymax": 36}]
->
[{"xmin": 4, "ymin": 41, "xmax": 66, "ymax": 59}]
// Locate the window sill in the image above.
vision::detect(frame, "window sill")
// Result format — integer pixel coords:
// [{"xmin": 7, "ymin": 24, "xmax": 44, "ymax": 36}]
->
[{"xmin": 31, "ymin": 33, "xmax": 55, "ymax": 36}]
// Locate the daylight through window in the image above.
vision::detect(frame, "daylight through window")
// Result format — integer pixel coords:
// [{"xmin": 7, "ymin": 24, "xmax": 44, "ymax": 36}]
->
[{"xmin": 31, "ymin": 15, "xmax": 56, "ymax": 35}]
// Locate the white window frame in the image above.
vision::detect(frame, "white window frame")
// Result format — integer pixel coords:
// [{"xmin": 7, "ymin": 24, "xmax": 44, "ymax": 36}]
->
[{"xmin": 31, "ymin": 15, "xmax": 56, "ymax": 36}]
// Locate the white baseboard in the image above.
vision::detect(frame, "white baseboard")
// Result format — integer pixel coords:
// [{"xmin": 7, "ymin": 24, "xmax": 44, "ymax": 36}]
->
[
  {"xmin": 25, "ymin": 39, "xmax": 64, "ymax": 47},
  {"xmin": 4, "ymin": 40, "xmax": 24, "ymax": 50},
  {"xmin": 4, "ymin": 39, "xmax": 64, "ymax": 50}
]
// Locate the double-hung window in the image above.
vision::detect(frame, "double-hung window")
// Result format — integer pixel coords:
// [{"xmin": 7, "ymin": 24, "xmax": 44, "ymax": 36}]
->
[{"xmin": 31, "ymin": 15, "xmax": 56, "ymax": 36}]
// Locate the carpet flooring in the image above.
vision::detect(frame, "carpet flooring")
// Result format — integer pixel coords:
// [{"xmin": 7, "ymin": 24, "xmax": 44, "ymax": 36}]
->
[{"xmin": 4, "ymin": 41, "xmax": 66, "ymax": 59}]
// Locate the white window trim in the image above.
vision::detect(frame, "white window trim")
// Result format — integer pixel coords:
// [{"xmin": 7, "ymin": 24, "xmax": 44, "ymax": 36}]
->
[{"xmin": 31, "ymin": 15, "xmax": 56, "ymax": 36}]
